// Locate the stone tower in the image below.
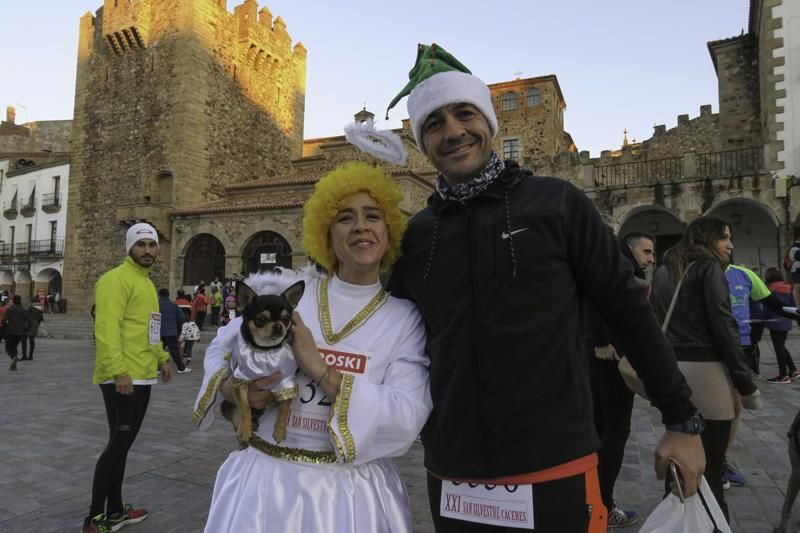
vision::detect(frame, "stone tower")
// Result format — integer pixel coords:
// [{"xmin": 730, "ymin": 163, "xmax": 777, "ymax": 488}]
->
[{"xmin": 63, "ymin": 0, "xmax": 306, "ymax": 311}]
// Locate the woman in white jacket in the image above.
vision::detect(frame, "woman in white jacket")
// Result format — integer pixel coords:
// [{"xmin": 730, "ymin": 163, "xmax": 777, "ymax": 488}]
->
[{"xmin": 193, "ymin": 162, "xmax": 431, "ymax": 533}]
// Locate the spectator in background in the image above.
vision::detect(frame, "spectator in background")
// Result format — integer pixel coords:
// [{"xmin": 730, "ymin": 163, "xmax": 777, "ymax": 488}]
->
[
  {"xmin": 787, "ymin": 239, "xmax": 800, "ymax": 310},
  {"xmin": 191, "ymin": 287, "xmax": 209, "ymax": 330},
  {"xmin": 3, "ymin": 295, "xmax": 31, "ymax": 371},
  {"xmin": 21, "ymin": 300, "xmax": 43, "ymax": 361},
  {"xmin": 179, "ymin": 313, "xmax": 201, "ymax": 363},
  {"xmin": 209, "ymin": 286, "xmax": 222, "ymax": 327},
  {"xmin": 158, "ymin": 288, "xmax": 189, "ymax": 374},
  {"xmin": 0, "ymin": 298, "xmax": 9, "ymax": 345},
  {"xmin": 762, "ymin": 267, "xmax": 800, "ymax": 384}
]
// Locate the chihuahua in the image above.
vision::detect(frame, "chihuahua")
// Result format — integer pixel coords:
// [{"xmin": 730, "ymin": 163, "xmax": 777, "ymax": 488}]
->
[{"xmin": 220, "ymin": 277, "xmax": 305, "ymax": 444}]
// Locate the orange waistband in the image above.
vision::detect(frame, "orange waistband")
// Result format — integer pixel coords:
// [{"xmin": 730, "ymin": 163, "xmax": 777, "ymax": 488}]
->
[{"xmin": 432, "ymin": 453, "xmax": 598, "ymax": 485}]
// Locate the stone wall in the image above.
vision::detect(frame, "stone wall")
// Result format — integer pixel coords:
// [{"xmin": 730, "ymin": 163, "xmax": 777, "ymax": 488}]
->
[
  {"xmin": 709, "ymin": 35, "xmax": 762, "ymax": 149},
  {"xmin": 756, "ymin": 0, "xmax": 788, "ymax": 172},
  {"xmin": 0, "ymin": 120, "xmax": 72, "ymax": 153},
  {"xmin": 63, "ymin": 0, "xmax": 307, "ymax": 312}
]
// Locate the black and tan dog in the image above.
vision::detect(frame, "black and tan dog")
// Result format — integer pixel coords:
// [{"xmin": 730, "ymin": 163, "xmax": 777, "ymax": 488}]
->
[
  {"xmin": 775, "ymin": 410, "xmax": 800, "ymax": 533},
  {"xmin": 221, "ymin": 277, "xmax": 305, "ymax": 443}
]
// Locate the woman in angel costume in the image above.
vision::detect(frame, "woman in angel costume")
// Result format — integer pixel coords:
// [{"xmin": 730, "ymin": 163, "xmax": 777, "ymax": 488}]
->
[{"xmin": 193, "ymin": 162, "xmax": 431, "ymax": 532}]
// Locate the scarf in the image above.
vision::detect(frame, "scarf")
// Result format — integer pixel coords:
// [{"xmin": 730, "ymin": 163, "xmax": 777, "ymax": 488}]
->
[{"xmin": 435, "ymin": 152, "xmax": 505, "ymax": 202}]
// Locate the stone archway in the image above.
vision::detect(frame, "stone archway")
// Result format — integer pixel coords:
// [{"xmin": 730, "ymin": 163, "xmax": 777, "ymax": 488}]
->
[
  {"xmin": 0, "ymin": 271, "xmax": 13, "ymax": 291},
  {"xmin": 183, "ymin": 234, "xmax": 226, "ymax": 286},
  {"xmin": 14, "ymin": 269, "xmax": 33, "ymax": 302},
  {"xmin": 241, "ymin": 231, "xmax": 293, "ymax": 274},
  {"xmin": 618, "ymin": 206, "xmax": 685, "ymax": 264},
  {"xmin": 706, "ymin": 198, "xmax": 780, "ymax": 274}
]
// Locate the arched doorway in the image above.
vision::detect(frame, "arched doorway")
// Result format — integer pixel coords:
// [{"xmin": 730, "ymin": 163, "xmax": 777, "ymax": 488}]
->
[
  {"xmin": 14, "ymin": 269, "xmax": 32, "ymax": 302},
  {"xmin": 618, "ymin": 207, "xmax": 685, "ymax": 264},
  {"xmin": 183, "ymin": 234, "xmax": 226, "ymax": 285},
  {"xmin": 241, "ymin": 231, "xmax": 293, "ymax": 274},
  {"xmin": 706, "ymin": 199, "xmax": 779, "ymax": 275}
]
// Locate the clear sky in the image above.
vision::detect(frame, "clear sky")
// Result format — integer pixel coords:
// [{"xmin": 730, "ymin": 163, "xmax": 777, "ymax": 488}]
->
[{"xmin": 0, "ymin": 0, "xmax": 748, "ymax": 157}]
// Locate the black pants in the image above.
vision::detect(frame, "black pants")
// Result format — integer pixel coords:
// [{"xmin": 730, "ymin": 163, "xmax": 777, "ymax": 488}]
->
[
  {"xmin": 769, "ymin": 329, "xmax": 797, "ymax": 377},
  {"xmin": 210, "ymin": 306, "xmax": 221, "ymax": 326},
  {"xmin": 742, "ymin": 344, "xmax": 760, "ymax": 376},
  {"xmin": 21, "ymin": 336, "xmax": 35, "ymax": 359},
  {"xmin": 89, "ymin": 384, "xmax": 151, "ymax": 518},
  {"xmin": 589, "ymin": 357, "xmax": 634, "ymax": 509},
  {"xmin": 161, "ymin": 336, "xmax": 185, "ymax": 370},
  {"xmin": 427, "ymin": 470, "xmax": 598, "ymax": 532},
  {"xmin": 183, "ymin": 340, "xmax": 196, "ymax": 359},
  {"xmin": 195, "ymin": 311, "xmax": 207, "ymax": 330},
  {"xmin": 5, "ymin": 333, "xmax": 23, "ymax": 359}
]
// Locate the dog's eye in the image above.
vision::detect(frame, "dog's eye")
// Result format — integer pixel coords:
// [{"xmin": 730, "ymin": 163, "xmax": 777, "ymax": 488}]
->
[{"xmin": 254, "ymin": 316, "xmax": 268, "ymax": 327}]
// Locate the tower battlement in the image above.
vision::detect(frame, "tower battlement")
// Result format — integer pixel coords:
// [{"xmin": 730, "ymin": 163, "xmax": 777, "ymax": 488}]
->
[{"xmin": 101, "ymin": 0, "xmax": 151, "ymax": 55}]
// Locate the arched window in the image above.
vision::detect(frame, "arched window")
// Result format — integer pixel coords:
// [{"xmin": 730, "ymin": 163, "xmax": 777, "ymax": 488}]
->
[
  {"xmin": 526, "ymin": 88, "xmax": 541, "ymax": 107},
  {"xmin": 501, "ymin": 92, "xmax": 518, "ymax": 112},
  {"xmin": 183, "ymin": 234, "xmax": 226, "ymax": 285},
  {"xmin": 241, "ymin": 231, "xmax": 293, "ymax": 274}
]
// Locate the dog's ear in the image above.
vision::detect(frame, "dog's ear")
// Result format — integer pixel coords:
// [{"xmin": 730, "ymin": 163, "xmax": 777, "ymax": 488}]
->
[
  {"xmin": 236, "ymin": 281, "xmax": 257, "ymax": 313},
  {"xmin": 281, "ymin": 280, "xmax": 305, "ymax": 309}
]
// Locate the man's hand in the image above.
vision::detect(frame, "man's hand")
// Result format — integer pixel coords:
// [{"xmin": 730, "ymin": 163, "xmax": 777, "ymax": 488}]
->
[
  {"xmin": 595, "ymin": 345, "xmax": 620, "ymax": 361},
  {"xmin": 115, "ymin": 374, "xmax": 134, "ymax": 395},
  {"xmin": 291, "ymin": 311, "xmax": 326, "ymax": 379},
  {"xmin": 159, "ymin": 362, "xmax": 172, "ymax": 383},
  {"xmin": 654, "ymin": 431, "xmax": 706, "ymax": 497}
]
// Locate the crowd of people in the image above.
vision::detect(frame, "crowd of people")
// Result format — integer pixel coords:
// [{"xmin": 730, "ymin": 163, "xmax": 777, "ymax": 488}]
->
[{"xmin": 0, "ymin": 41, "xmax": 788, "ymax": 533}]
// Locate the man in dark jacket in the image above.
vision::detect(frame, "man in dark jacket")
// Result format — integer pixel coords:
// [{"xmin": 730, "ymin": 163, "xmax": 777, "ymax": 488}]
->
[
  {"xmin": 386, "ymin": 44, "xmax": 705, "ymax": 532},
  {"xmin": 3, "ymin": 295, "xmax": 31, "ymax": 370},
  {"xmin": 584, "ymin": 232, "xmax": 655, "ymax": 528},
  {"xmin": 158, "ymin": 288, "xmax": 189, "ymax": 373}
]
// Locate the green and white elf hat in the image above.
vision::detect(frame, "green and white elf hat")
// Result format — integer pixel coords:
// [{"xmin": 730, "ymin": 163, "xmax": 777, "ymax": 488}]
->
[{"xmin": 386, "ymin": 43, "xmax": 498, "ymax": 155}]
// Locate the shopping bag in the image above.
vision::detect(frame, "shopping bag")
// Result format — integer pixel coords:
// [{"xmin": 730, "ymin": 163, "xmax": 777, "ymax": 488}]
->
[{"xmin": 638, "ymin": 477, "xmax": 731, "ymax": 533}]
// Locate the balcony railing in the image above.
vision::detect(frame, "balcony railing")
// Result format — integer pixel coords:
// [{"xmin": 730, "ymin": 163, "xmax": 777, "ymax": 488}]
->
[
  {"xmin": 42, "ymin": 192, "xmax": 62, "ymax": 213},
  {"xmin": 0, "ymin": 243, "xmax": 12, "ymax": 257},
  {"xmin": 592, "ymin": 147, "xmax": 764, "ymax": 188},
  {"xmin": 20, "ymin": 199, "xmax": 36, "ymax": 217},
  {"xmin": 10, "ymin": 239, "xmax": 64, "ymax": 258}
]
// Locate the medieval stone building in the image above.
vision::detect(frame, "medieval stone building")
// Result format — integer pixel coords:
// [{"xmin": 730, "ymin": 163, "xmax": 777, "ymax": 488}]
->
[{"xmin": 1, "ymin": 0, "xmax": 794, "ymax": 309}]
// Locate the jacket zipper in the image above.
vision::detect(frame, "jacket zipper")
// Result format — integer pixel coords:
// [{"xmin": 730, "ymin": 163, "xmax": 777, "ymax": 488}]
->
[{"xmin": 466, "ymin": 207, "xmax": 492, "ymax": 469}]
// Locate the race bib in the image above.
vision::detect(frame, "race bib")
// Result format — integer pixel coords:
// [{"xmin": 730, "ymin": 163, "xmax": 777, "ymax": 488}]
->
[
  {"xmin": 440, "ymin": 481, "xmax": 534, "ymax": 530},
  {"xmin": 149, "ymin": 312, "xmax": 161, "ymax": 345}
]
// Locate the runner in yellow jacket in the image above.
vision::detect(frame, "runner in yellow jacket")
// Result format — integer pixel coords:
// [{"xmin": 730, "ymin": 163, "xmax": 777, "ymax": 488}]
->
[{"xmin": 84, "ymin": 223, "xmax": 172, "ymax": 533}]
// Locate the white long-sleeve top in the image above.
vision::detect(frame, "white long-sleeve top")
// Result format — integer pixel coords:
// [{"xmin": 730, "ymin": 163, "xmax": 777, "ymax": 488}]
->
[{"xmin": 193, "ymin": 274, "xmax": 431, "ymax": 464}]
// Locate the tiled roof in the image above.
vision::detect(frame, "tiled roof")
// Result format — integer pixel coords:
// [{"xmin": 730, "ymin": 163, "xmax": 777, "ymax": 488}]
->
[
  {"xmin": 226, "ymin": 171, "xmax": 321, "ymax": 191},
  {"xmin": 172, "ymin": 190, "xmax": 310, "ymax": 216}
]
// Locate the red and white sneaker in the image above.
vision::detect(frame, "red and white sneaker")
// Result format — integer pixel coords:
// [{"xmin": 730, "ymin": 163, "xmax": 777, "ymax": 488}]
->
[
  {"xmin": 790, "ymin": 370, "xmax": 800, "ymax": 381},
  {"xmin": 767, "ymin": 375, "xmax": 792, "ymax": 384},
  {"xmin": 106, "ymin": 503, "xmax": 148, "ymax": 531}
]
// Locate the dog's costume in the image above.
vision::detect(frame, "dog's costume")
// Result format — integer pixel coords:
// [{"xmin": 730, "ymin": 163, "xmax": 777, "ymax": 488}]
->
[{"xmin": 193, "ymin": 271, "xmax": 431, "ymax": 532}]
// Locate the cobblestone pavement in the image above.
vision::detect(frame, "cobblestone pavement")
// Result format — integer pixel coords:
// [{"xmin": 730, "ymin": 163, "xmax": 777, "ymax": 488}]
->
[{"xmin": 1, "ymin": 336, "xmax": 800, "ymax": 532}]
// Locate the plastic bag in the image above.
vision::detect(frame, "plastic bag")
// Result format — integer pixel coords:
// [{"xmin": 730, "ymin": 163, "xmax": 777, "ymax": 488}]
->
[{"xmin": 639, "ymin": 477, "xmax": 731, "ymax": 533}]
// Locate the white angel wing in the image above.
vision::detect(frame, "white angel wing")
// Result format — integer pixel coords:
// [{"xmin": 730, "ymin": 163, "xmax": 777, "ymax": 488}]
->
[{"xmin": 344, "ymin": 119, "xmax": 408, "ymax": 166}]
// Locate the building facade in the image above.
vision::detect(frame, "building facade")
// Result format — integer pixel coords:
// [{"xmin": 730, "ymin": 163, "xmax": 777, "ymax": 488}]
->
[{"xmin": 0, "ymin": 158, "xmax": 69, "ymax": 302}]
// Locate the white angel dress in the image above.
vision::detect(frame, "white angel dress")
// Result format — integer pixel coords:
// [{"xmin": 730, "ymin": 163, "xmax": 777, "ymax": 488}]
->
[
  {"xmin": 231, "ymin": 336, "xmax": 298, "ymax": 401},
  {"xmin": 193, "ymin": 273, "xmax": 432, "ymax": 533}
]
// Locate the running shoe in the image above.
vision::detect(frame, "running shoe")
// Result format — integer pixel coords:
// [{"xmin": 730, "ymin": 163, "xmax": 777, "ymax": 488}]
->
[
  {"xmin": 721, "ymin": 462, "xmax": 745, "ymax": 487},
  {"xmin": 767, "ymin": 375, "xmax": 792, "ymax": 384},
  {"xmin": 790, "ymin": 370, "xmax": 800, "ymax": 381},
  {"xmin": 106, "ymin": 503, "xmax": 148, "ymax": 531},
  {"xmin": 607, "ymin": 506, "xmax": 638, "ymax": 528},
  {"xmin": 176, "ymin": 367, "xmax": 193, "ymax": 374},
  {"xmin": 82, "ymin": 514, "xmax": 111, "ymax": 533}
]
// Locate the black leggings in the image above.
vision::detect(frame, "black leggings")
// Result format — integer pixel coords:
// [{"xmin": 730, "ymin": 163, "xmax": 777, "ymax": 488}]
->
[
  {"xmin": 89, "ymin": 384, "xmax": 151, "ymax": 518},
  {"xmin": 769, "ymin": 329, "xmax": 797, "ymax": 377},
  {"xmin": 21, "ymin": 336, "xmax": 35, "ymax": 359}
]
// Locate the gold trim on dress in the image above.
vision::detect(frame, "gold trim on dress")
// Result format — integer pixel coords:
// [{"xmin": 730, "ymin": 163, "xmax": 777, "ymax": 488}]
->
[
  {"xmin": 192, "ymin": 367, "xmax": 227, "ymax": 425},
  {"xmin": 328, "ymin": 373, "xmax": 356, "ymax": 463},
  {"xmin": 247, "ymin": 434, "xmax": 337, "ymax": 464},
  {"xmin": 317, "ymin": 276, "xmax": 389, "ymax": 345},
  {"xmin": 272, "ymin": 385, "xmax": 299, "ymax": 402}
]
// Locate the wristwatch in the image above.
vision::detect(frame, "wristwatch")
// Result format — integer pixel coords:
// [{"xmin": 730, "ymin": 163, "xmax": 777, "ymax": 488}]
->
[{"xmin": 665, "ymin": 412, "xmax": 705, "ymax": 434}]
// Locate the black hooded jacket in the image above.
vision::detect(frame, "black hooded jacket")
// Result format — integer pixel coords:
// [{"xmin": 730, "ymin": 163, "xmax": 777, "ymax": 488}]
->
[{"xmin": 389, "ymin": 161, "xmax": 696, "ymax": 479}]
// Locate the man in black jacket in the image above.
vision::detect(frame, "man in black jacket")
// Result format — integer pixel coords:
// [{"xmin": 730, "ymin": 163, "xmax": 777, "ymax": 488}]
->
[
  {"xmin": 386, "ymin": 44, "xmax": 705, "ymax": 532},
  {"xmin": 3, "ymin": 295, "xmax": 31, "ymax": 370},
  {"xmin": 585, "ymin": 232, "xmax": 655, "ymax": 528}
]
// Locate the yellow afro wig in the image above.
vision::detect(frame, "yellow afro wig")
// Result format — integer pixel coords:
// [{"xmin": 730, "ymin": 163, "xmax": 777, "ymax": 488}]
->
[{"xmin": 303, "ymin": 162, "xmax": 406, "ymax": 274}]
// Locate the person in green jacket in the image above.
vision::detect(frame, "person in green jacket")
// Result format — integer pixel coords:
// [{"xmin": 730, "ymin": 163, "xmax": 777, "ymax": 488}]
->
[{"xmin": 83, "ymin": 223, "xmax": 172, "ymax": 533}]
